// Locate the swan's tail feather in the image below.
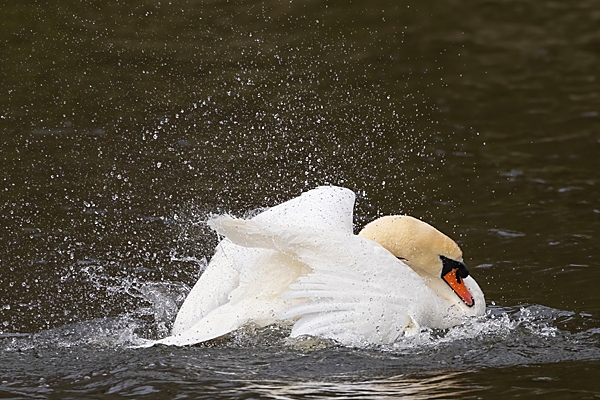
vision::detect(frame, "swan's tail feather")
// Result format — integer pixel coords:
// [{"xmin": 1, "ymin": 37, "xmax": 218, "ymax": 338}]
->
[
  {"xmin": 156, "ymin": 310, "xmax": 247, "ymax": 346},
  {"xmin": 208, "ymin": 216, "xmax": 280, "ymax": 250}
]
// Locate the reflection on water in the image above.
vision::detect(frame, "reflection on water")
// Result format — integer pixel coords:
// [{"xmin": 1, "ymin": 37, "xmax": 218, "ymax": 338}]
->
[{"xmin": 246, "ymin": 373, "xmax": 477, "ymax": 400}]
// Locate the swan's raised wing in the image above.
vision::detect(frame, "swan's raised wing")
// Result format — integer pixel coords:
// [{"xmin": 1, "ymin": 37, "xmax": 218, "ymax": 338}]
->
[
  {"xmin": 170, "ymin": 240, "xmax": 262, "ymax": 335},
  {"xmin": 209, "ymin": 215, "xmax": 436, "ymax": 346},
  {"xmin": 171, "ymin": 186, "xmax": 355, "ymax": 336},
  {"xmin": 253, "ymin": 185, "xmax": 355, "ymax": 233}
]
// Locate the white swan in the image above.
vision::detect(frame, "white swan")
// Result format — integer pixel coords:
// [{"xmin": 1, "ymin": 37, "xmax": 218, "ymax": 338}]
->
[{"xmin": 158, "ymin": 186, "xmax": 485, "ymax": 346}]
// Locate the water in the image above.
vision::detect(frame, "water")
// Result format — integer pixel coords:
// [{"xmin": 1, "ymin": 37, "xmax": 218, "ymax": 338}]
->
[
  {"xmin": 1, "ymin": 0, "xmax": 600, "ymax": 398},
  {"xmin": 2, "ymin": 306, "xmax": 599, "ymax": 398},
  {"xmin": 0, "ymin": 304, "xmax": 597, "ymax": 395}
]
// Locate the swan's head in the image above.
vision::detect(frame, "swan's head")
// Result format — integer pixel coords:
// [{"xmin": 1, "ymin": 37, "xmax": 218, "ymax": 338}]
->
[{"xmin": 358, "ymin": 215, "xmax": 475, "ymax": 307}]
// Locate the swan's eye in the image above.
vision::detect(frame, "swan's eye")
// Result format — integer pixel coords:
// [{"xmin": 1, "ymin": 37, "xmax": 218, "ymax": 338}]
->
[
  {"xmin": 440, "ymin": 255, "xmax": 469, "ymax": 281},
  {"xmin": 457, "ymin": 264, "xmax": 469, "ymax": 279}
]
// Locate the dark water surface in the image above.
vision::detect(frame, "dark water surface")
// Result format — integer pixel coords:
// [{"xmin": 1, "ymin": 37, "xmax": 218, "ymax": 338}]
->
[{"xmin": 1, "ymin": 0, "xmax": 600, "ymax": 398}]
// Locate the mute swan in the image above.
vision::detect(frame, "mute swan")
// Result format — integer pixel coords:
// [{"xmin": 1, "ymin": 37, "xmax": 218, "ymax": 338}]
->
[{"xmin": 159, "ymin": 186, "xmax": 485, "ymax": 346}]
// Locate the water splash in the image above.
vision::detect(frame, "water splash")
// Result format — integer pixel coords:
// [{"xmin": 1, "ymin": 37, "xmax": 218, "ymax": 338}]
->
[
  {"xmin": 0, "ymin": 315, "xmax": 146, "ymax": 352},
  {"xmin": 387, "ymin": 305, "xmax": 561, "ymax": 352},
  {"xmin": 0, "ymin": 279, "xmax": 190, "ymax": 352},
  {"xmin": 3, "ymin": 251, "xmax": 599, "ymax": 369},
  {"xmin": 130, "ymin": 281, "xmax": 191, "ymax": 338}
]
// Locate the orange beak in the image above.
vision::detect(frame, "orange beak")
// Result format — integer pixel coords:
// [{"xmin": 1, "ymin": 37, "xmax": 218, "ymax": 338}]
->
[{"xmin": 443, "ymin": 268, "xmax": 474, "ymax": 307}]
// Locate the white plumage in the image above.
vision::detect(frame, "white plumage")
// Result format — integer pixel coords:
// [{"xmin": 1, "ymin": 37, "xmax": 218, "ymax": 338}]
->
[{"xmin": 158, "ymin": 186, "xmax": 485, "ymax": 347}]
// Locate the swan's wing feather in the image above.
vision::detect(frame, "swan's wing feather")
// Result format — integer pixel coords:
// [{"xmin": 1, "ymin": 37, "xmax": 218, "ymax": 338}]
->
[
  {"xmin": 280, "ymin": 246, "xmax": 421, "ymax": 345},
  {"xmin": 171, "ymin": 240, "xmax": 263, "ymax": 335},
  {"xmin": 164, "ymin": 251, "xmax": 302, "ymax": 344},
  {"xmin": 159, "ymin": 305, "xmax": 247, "ymax": 346},
  {"xmin": 171, "ymin": 186, "xmax": 354, "ymax": 338},
  {"xmin": 210, "ymin": 215, "xmax": 432, "ymax": 345},
  {"xmin": 253, "ymin": 186, "xmax": 355, "ymax": 234}
]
